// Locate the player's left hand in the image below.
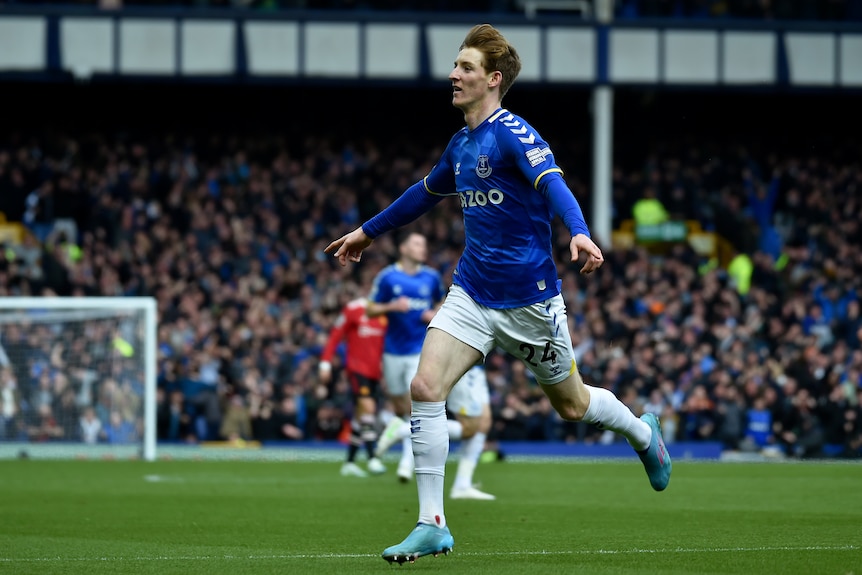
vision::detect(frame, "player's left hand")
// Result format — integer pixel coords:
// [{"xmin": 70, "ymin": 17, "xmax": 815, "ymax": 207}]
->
[
  {"xmin": 325, "ymin": 227, "xmax": 374, "ymax": 266},
  {"xmin": 570, "ymin": 234, "xmax": 604, "ymax": 275}
]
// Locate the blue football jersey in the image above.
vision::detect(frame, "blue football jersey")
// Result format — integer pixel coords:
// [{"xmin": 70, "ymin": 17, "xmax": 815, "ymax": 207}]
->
[
  {"xmin": 369, "ymin": 263, "xmax": 445, "ymax": 355},
  {"xmin": 423, "ymin": 108, "xmax": 567, "ymax": 309}
]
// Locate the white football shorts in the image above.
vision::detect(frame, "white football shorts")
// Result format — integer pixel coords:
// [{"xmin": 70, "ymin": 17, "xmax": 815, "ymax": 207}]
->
[
  {"xmin": 447, "ymin": 365, "xmax": 490, "ymax": 418},
  {"xmin": 428, "ymin": 284, "xmax": 577, "ymax": 385},
  {"xmin": 382, "ymin": 352, "xmax": 420, "ymax": 397}
]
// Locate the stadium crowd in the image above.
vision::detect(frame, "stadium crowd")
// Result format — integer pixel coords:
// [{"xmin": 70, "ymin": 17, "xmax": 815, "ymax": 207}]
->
[{"xmin": 0, "ymin": 104, "xmax": 860, "ymax": 460}]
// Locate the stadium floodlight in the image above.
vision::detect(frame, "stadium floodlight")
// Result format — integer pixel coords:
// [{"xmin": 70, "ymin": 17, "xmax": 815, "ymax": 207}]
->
[{"xmin": 0, "ymin": 297, "xmax": 157, "ymax": 461}]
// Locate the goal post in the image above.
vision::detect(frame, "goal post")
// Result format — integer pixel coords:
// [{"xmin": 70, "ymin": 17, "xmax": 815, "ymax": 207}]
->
[{"xmin": 0, "ymin": 297, "xmax": 158, "ymax": 461}]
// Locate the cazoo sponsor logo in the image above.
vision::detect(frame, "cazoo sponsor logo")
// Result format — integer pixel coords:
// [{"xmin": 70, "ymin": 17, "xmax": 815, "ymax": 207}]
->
[{"xmin": 459, "ymin": 189, "xmax": 504, "ymax": 208}]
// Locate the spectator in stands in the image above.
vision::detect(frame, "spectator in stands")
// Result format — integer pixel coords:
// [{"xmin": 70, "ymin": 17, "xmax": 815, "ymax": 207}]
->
[
  {"xmin": 271, "ymin": 394, "xmax": 305, "ymax": 441},
  {"xmin": 743, "ymin": 168, "xmax": 782, "ymax": 260},
  {"xmin": 727, "ymin": 249, "xmax": 754, "ymax": 296},
  {"xmin": 219, "ymin": 393, "xmax": 253, "ymax": 442},
  {"xmin": 80, "ymin": 406, "xmax": 104, "ymax": 444},
  {"xmin": 0, "ymin": 367, "xmax": 21, "ymax": 440},
  {"xmin": 249, "ymin": 397, "xmax": 279, "ymax": 441},
  {"xmin": 157, "ymin": 388, "xmax": 192, "ymax": 442},
  {"xmin": 742, "ymin": 394, "xmax": 773, "ymax": 452},
  {"xmin": 23, "ymin": 180, "xmax": 55, "ymax": 244},
  {"xmin": 55, "ymin": 386, "xmax": 80, "ymax": 441},
  {"xmin": 310, "ymin": 400, "xmax": 344, "ymax": 440},
  {"xmin": 714, "ymin": 382, "xmax": 745, "ymax": 450},
  {"xmin": 104, "ymin": 410, "xmax": 137, "ymax": 444},
  {"xmin": 631, "ymin": 187, "xmax": 669, "ymax": 226},
  {"xmin": 27, "ymin": 403, "xmax": 63, "ymax": 442},
  {"xmin": 31, "ymin": 372, "xmax": 55, "ymax": 413},
  {"xmin": 179, "ymin": 357, "xmax": 222, "ymax": 441},
  {"xmin": 682, "ymin": 383, "xmax": 716, "ymax": 441}
]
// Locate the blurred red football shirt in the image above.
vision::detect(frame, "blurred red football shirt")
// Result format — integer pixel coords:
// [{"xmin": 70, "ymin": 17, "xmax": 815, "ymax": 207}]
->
[{"xmin": 320, "ymin": 298, "xmax": 387, "ymax": 380}]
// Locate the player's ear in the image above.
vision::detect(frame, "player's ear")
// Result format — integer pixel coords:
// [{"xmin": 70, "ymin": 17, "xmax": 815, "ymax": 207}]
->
[{"xmin": 488, "ymin": 70, "xmax": 502, "ymax": 88}]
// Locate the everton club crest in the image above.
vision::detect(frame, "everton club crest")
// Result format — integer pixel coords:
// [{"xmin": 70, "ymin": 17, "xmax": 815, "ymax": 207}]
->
[{"xmin": 475, "ymin": 155, "xmax": 492, "ymax": 179}]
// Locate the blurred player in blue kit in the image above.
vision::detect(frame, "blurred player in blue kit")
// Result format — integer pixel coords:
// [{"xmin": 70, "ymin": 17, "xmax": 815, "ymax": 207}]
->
[
  {"xmin": 326, "ymin": 23, "xmax": 671, "ymax": 564},
  {"xmin": 368, "ymin": 232, "xmax": 495, "ymax": 500}
]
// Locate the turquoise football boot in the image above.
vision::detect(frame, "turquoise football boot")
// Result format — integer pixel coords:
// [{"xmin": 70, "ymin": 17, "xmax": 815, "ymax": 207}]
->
[
  {"xmin": 637, "ymin": 413, "xmax": 672, "ymax": 491},
  {"xmin": 382, "ymin": 523, "xmax": 454, "ymax": 564}
]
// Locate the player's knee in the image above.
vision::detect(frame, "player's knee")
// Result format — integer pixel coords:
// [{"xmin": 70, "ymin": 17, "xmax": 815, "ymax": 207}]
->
[
  {"xmin": 458, "ymin": 410, "xmax": 490, "ymax": 438},
  {"xmin": 459, "ymin": 418, "xmax": 478, "ymax": 439},
  {"xmin": 410, "ymin": 373, "xmax": 446, "ymax": 402},
  {"xmin": 555, "ymin": 400, "xmax": 587, "ymax": 422}
]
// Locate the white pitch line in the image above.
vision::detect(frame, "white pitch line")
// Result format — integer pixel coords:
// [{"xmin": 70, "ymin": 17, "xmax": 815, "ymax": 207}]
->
[{"xmin": 0, "ymin": 545, "xmax": 857, "ymax": 563}]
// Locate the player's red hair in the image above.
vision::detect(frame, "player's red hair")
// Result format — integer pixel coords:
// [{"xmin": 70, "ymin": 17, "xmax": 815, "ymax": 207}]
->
[{"xmin": 460, "ymin": 24, "xmax": 522, "ymax": 99}]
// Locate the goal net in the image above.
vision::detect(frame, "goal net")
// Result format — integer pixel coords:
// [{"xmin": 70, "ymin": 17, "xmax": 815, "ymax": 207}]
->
[{"xmin": 0, "ymin": 298, "xmax": 157, "ymax": 461}]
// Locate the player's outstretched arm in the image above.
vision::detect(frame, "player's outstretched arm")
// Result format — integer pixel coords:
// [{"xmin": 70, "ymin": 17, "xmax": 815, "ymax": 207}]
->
[
  {"xmin": 325, "ymin": 179, "xmax": 446, "ymax": 267},
  {"xmin": 570, "ymin": 233, "xmax": 604, "ymax": 275},
  {"xmin": 325, "ymin": 227, "xmax": 373, "ymax": 267}
]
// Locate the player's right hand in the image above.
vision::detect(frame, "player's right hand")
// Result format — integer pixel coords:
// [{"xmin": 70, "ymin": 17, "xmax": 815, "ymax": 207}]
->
[{"xmin": 324, "ymin": 227, "xmax": 374, "ymax": 266}]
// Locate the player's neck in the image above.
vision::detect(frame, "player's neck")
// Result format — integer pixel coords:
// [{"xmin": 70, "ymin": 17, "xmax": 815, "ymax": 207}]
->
[
  {"xmin": 398, "ymin": 259, "xmax": 420, "ymax": 274},
  {"xmin": 462, "ymin": 99, "xmax": 502, "ymax": 131}
]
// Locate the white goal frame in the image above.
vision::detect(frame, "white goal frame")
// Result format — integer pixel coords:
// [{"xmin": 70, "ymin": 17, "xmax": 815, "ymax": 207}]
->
[{"xmin": 0, "ymin": 297, "xmax": 158, "ymax": 461}]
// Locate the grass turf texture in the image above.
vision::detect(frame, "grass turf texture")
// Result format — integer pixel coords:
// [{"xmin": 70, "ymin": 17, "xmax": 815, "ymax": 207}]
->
[{"xmin": 0, "ymin": 459, "xmax": 859, "ymax": 575}]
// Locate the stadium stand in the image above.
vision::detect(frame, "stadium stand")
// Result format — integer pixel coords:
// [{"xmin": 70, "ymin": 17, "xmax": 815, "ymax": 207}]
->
[{"xmin": 0, "ymin": 81, "xmax": 859, "ymax": 459}]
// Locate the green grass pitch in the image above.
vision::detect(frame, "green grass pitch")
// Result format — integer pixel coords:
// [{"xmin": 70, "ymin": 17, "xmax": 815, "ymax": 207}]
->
[{"xmin": 0, "ymin": 458, "xmax": 859, "ymax": 574}]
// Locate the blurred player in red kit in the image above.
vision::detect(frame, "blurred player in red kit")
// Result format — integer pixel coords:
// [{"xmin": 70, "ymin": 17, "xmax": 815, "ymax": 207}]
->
[{"xmin": 319, "ymin": 294, "xmax": 388, "ymax": 477}]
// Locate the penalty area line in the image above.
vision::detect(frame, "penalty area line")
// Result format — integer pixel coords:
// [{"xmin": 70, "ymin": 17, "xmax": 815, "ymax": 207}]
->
[{"xmin": 0, "ymin": 545, "xmax": 858, "ymax": 563}]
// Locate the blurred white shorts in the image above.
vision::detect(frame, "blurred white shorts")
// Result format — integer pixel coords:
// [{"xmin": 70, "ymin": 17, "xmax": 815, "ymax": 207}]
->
[
  {"xmin": 447, "ymin": 365, "xmax": 490, "ymax": 418},
  {"xmin": 383, "ymin": 352, "xmax": 419, "ymax": 397}
]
